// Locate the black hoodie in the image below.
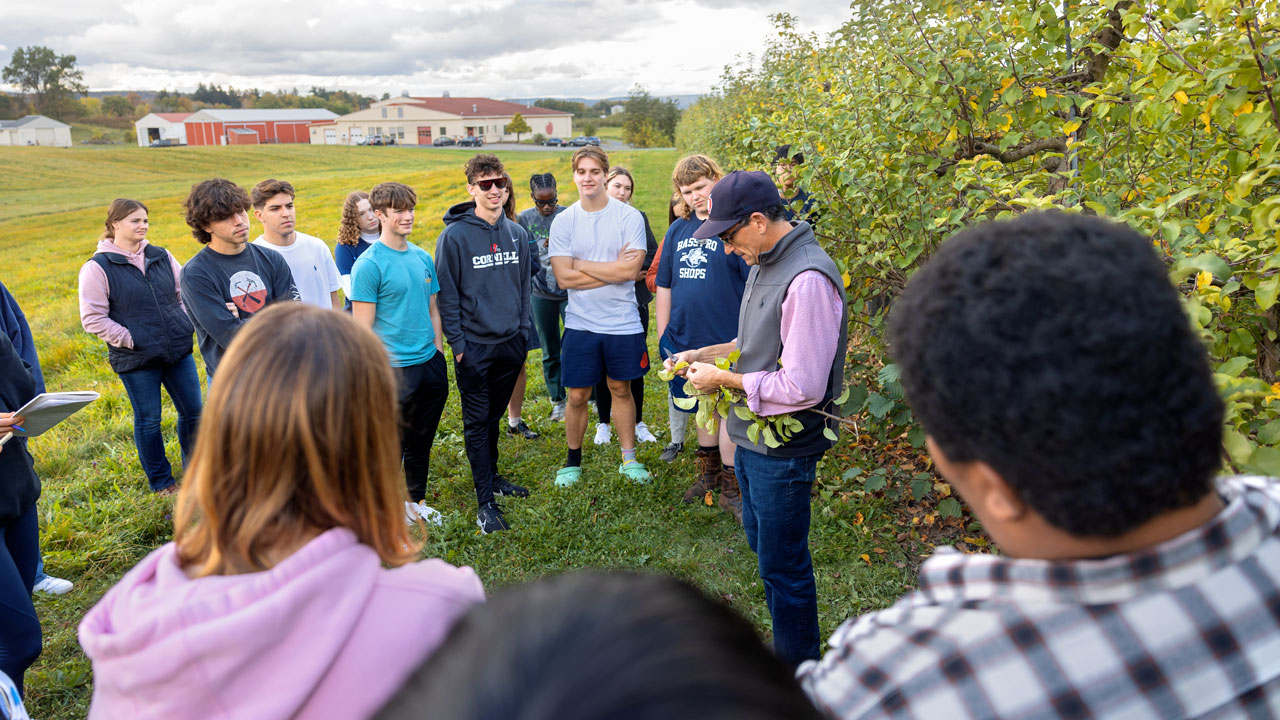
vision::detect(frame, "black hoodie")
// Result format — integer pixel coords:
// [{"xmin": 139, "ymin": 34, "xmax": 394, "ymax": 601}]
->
[{"xmin": 434, "ymin": 201, "xmax": 531, "ymax": 357}]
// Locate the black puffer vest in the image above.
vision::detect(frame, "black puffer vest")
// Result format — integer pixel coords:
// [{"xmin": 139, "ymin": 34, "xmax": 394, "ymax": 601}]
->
[{"xmin": 91, "ymin": 244, "xmax": 194, "ymax": 373}]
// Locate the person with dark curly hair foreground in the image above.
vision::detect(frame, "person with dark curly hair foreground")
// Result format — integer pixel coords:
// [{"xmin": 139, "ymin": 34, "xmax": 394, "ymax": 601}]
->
[
  {"xmin": 798, "ymin": 211, "xmax": 1280, "ymax": 718},
  {"xmin": 374, "ymin": 572, "xmax": 824, "ymax": 720},
  {"xmin": 179, "ymin": 178, "xmax": 298, "ymax": 379}
]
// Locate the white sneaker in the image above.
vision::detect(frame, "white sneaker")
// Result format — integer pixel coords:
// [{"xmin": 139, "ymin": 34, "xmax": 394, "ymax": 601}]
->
[
  {"xmin": 593, "ymin": 422, "xmax": 612, "ymax": 445},
  {"xmin": 405, "ymin": 500, "xmax": 444, "ymax": 526},
  {"xmin": 550, "ymin": 402, "xmax": 566, "ymax": 422},
  {"xmin": 34, "ymin": 575, "xmax": 73, "ymax": 595},
  {"xmin": 635, "ymin": 422, "xmax": 657, "ymax": 443}
]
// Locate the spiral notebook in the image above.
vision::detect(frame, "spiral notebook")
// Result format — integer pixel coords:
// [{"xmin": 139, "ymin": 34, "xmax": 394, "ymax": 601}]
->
[{"xmin": 10, "ymin": 391, "xmax": 100, "ymax": 437}]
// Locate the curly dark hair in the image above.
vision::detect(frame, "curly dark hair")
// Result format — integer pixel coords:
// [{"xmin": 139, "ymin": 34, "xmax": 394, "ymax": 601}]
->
[
  {"xmin": 888, "ymin": 211, "xmax": 1224, "ymax": 537},
  {"xmin": 184, "ymin": 178, "xmax": 251, "ymax": 244},
  {"xmin": 464, "ymin": 154, "xmax": 505, "ymax": 184}
]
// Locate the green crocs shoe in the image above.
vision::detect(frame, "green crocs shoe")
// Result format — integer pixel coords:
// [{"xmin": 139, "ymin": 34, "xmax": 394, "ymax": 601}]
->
[
  {"xmin": 555, "ymin": 466, "xmax": 582, "ymax": 487},
  {"xmin": 618, "ymin": 460, "xmax": 652, "ymax": 484}
]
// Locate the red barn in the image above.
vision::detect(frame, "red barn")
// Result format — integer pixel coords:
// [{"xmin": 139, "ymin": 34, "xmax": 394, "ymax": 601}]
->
[{"xmin": 184, "ymin": 108, "xmax": 339, "ymax": 146}]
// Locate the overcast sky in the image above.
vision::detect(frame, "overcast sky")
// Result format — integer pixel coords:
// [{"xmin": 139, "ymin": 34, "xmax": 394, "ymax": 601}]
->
[{"xmin": 1, "ymin": 1, "xmax": 850, "ymax": 99}]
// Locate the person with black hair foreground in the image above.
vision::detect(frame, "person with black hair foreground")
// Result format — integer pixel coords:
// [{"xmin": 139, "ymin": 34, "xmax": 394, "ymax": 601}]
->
[
  {"xmin": 798, "ymin": 212, "xmax": 1280, "ymax": 719},
  {"xmin": 435, "ymin": 155, "xmax": 533, "ymax": 534},
  {"xmin": 773, "ymin": 144, "xmax": 818, "ymax": 227},
  {"xmin": 374, "ymin": 572, "xmax": 824, "ymax": 720},
  {"xmin": 179, "ymin": 178, "xmax": 299, "ymax": 379},
  {"xmin": 666, "ymin": 170, "xmax": 847, "ymax": 669},
  {"xmin": 519, "ymin": 173, "xmax": 569, "ymax": 422}
]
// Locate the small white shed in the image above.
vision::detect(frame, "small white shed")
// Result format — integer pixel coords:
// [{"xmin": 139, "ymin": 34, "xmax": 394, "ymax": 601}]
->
[
  {"xmin": 0, "ymin": 115, "xmax": 72, "ymax": 147},
  {"xmin": 135, "ymin": 112, "xmax": 191, "ymax": 146}
]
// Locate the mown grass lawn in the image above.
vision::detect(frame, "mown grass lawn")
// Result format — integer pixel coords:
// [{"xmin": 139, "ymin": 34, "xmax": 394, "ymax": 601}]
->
[{"xmin": 1, "ymin": 144, "xmax": 923, "ymax": 719}]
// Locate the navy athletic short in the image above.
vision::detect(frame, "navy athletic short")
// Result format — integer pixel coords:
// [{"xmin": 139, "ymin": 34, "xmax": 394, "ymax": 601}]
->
[{"xmin": 561, "ymin": 329, "xmax": 649, "ymax": 388}]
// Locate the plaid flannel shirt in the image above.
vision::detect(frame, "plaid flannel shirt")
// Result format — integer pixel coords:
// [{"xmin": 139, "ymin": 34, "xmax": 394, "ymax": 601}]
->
[{"xmin": 798, "ymin": 476, "xmax": 1280, "ymax": 719}]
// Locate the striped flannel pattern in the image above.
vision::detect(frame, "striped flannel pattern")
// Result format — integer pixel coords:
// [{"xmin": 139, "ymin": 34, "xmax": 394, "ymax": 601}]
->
[{"xmin": 798, "ymin": 476, "xmax": 1280, "ymax": 719}]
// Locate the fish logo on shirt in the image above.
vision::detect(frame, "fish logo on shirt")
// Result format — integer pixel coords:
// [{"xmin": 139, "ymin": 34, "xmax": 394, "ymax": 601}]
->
[{"xmin": 681, "ymin": 247, "xmax": 709, "ymax": 268}]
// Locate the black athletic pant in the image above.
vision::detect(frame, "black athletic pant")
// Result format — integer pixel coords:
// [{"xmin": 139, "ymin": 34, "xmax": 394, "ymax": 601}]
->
[
  {"xmin": 454, "ymin": 335, "xmax": 527, "ymax": 508},
  {"xmin": 396, "ymin": 352, "xmax": 448, "ymax": 503},
  {"xmin": 596, "ymin": 306, "xmax": 648, "ymax": 425}
]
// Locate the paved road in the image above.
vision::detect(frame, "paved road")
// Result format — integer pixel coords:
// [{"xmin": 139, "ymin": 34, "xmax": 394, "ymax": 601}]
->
[{"xmin": 405, "ymin": 140, "xmax": 665, "ymax": 152}]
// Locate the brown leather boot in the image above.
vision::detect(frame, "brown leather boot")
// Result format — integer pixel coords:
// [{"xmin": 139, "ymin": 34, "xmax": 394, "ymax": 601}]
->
[
  {"xmin": 717, "ymin": 466, "xmax": 743, "ymax": 524},
  {"xmin": 682, "ymin": 448, "xmax": 722, "ymax": 503}
]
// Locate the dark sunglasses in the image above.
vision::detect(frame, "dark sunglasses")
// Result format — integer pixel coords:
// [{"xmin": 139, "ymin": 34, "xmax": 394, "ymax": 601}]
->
[
  {"xmin": 474, "ymin": 177, "xmax": 508, "ymax": 191},
  {"xmin": 534, "ymin": 197, "xmax": 558, "ymax": 207},
  {"xmin": 719, "ymin": 218, "xmax": 749, "ymax": 244}
]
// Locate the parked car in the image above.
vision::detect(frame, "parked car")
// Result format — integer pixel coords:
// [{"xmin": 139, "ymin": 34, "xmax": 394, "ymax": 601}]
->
[
  {"xmin": 432, "ymin": 136, "xmax": 456, "ymax": 147},
  {"xmin": 364, "ymin": 135, "xmax": 385, "ymax": 146},
  {"xmin": 543, "ymin": 137, "xmax": 566, "ymax": 147},
  {"xmin": 585, "ymin": 136, "xmax": 601, "ymax": 146},
  {"xmin": 458, "ymin": 136, "xmax": 483, "ymax": 147},
  {"xmin": 568, "ymin": 136, "xmax": 589, "ymax": 146}
]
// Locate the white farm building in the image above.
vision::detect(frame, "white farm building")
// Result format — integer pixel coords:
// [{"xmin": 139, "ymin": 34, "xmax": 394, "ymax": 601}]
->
[
  {"xmin": 134, "ymin": 112, "xmax": 192, "ymax": 146},
  {"xmin": 0, "ymin": 115, "xmax": 72, "ymax": 147},
  {"xmin": 311, "ymin": 97, "xmax": 572, "ymax": 146}
]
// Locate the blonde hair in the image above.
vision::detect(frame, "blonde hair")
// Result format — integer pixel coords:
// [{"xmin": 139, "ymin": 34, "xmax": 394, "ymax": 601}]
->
[
  {"xmin": 174, "ymin": 303, "xmax": 418, "ymax": 577},
  {"xmin": 337, "ymin": 191, "xmax": 373, "ymax": 246},
  {"xmin": 671, "ymin": 154, "xmax": 724, "ymax": 220},
  {"xmin": 571, "ymin": 146, "xmax": 609, "ymax": 175},
  {"xmin": 101, "ymin": 198, "xmax": 148, "ymax": 241}
]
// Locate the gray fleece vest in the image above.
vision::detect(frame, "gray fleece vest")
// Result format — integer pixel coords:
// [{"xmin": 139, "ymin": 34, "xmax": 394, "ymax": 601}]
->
[{"xmin": 727, "ymin": 222, "xmax": 848, "ymax": 457}]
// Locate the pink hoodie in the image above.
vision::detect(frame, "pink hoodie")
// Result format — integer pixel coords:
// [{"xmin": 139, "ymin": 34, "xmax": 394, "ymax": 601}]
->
[{"xmin": 79, "ymin": 528, "xmax": 484, "ymax": 720}]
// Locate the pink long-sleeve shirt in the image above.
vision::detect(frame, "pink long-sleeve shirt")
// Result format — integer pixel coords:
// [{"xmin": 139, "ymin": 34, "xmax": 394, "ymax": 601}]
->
[
  {"xmin": 78, "ymin": 239, "xmax": 185, "ymax": 349},
  {"xmin": 741, "ymin": 270, "xmax": 843, "ymax": 416}
]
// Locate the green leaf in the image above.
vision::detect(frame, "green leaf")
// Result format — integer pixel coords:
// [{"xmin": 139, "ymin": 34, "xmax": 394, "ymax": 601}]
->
[
  {"xmin": 1218, "ymin": 356, "xmax": 1253, "ymax": 377},
  {"xmin": 1256, "ymin": 275, "xmax": 1280, "ymax": 311},
  {"xmin": 937, "ymin": 497, "xmax": 962, "ymax": 518},
  {"xmin": 727, "ymin": 350, "xmax": 741, "ymax": 364},
  {"xmin": 866, "ymin": 393, "xmax": 895, "ymax": 419},
  {"xmin": 1171, "ymin": 253, "xmax": 1231, "ymax": 283},
  {"xmin": 834, "ymin": 386, "xmax": 851, "ymax": 405},
  {"xmin": 762, "ymin": 426, "xmax": 781, "ymax": 448},
  {"xmin": 842, "ymin": 467, "xmax": 863, "ymax": 480},
  {"xmin": 1224, "ymin": 429, "xmax": 1256, "ymax": 466},
  {"xmin": 734, "ymin": 406, "xmax": 754, "ymax": 421},
  {"xmin": 823, "ymin": 427, "xmax": 839, "ymax": 441},
  {"xmin": 864, "ymin": 476, "xmax": 887, "ymax": 492},
  {"xmin": 910, "ymin": 478, "xmax": 932, "ymax": 499},
  {"xmin": 715, "ymin": 357, "xmax": 731, "ymax": 370},
  {"xmin": 1257, "ymin": 419, "xmax": 1280, "ymax": 446},
  {"xmin": 1244, "ymin": 446, "xmax": 1280, "ymax": 476},
  {"xmin": 673, "ymin": 396, "xmax": 697, "ymax": 410},
  {"xmin": 747, "ymin": 423, "xmax": 760, "ymax": 444}
]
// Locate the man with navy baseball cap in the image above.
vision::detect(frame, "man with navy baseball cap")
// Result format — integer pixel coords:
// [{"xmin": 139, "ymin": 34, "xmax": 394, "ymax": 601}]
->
[{"xmin": 666, "ymin": 169, "xmax": 847, "ymax": 668}]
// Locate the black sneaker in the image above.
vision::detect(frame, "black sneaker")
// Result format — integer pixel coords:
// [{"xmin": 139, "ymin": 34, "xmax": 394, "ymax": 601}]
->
[
  {"xmin": 477, "ymin": 502, "xmax": 510, "ymax": 534},
  {"xmin": 660, "ymin": 442, "xmax": 684, "ymax": 463},
  {"xmin": 493, "ymin": 475, "xmax": 531, "ymax": 498},
  {"xmin": 506, "ymin": 419, "xmax": 540, "ymax": 440}
]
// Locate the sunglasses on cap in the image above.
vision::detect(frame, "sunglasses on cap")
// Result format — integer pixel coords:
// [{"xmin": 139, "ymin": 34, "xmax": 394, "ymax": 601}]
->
[{"xmin": 473, "ymin": 177, "xmax": 508, "ymax": 191}]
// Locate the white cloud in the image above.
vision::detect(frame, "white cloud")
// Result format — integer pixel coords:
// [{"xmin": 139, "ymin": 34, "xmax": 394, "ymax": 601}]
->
[{"xmin": 1, "ymin": 0, "xmax": 848, "ymax": 97}]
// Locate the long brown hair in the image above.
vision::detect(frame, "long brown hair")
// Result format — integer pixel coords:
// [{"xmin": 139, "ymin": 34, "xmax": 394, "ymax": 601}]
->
[
  {"xmin": 502, "ymin": 172, "xmax": 516, "ymax": 221},
  {"xmin": 337, "ymin": 190, "xmax": 373, "ymax": 246},
  {"xmin": 174, "ymin": 303, "xmax": 418, "ymax": 576},
  {"xmin": 101, "ymin": 198, "xmax": 149, "ymax": 241}
]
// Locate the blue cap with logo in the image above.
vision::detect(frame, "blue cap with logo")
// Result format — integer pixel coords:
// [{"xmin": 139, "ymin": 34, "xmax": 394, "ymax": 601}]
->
[{"xmin": 691, "ymin": 170, "xmax": 782, "ymax": 240}]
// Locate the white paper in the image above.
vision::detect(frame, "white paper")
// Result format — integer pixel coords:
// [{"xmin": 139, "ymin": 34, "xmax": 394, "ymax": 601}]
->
[{"xmin": 11, "ymin": 391, "xmax": 100, "ymax": 436}]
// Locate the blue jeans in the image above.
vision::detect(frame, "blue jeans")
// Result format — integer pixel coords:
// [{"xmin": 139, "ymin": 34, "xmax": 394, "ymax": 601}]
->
[
  {"xmin": 531, "ymin": 295, "xmax": 567, "ymax": 403},
  {"xmin": 118, "ymin": 354, "xmax": 203, "ymax": 492},
  {"xmin": 0, "ymin": 503, "xmax": 41, "ymax": 697},
  {"xmin": 735, "ymin": 447, "xmax": 821, "ymax": 669}
]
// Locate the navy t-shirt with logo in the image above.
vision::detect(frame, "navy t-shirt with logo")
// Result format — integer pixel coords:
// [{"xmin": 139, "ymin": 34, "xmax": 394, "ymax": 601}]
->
[{"xmin": 655, "ymin": 215, "xmax": 750, "ymax": 352}]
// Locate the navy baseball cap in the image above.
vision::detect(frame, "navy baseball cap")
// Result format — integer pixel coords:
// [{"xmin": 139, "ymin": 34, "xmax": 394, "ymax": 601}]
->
[{"xmin": 691, "ymin": 170, "xmax": 782, "ymax": 240}]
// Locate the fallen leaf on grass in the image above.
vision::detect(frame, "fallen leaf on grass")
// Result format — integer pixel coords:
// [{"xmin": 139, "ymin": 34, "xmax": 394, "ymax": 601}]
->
[
  {"xmin": 704, "ymin": 491, "xmax": 714, "ymax": 506},
  {"xmin": 859, "ymin": 554, "xmax": 871, "ymax": 566}
]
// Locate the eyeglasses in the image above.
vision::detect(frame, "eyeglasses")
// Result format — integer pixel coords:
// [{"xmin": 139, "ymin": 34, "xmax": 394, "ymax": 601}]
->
[
  {"xmin": 474, "ymin": 177, "xmax": 508, "ymax": 191},
  {"xmin": 719, "ymin": 218, "xmax": 749, "ymax": 245},
  {"xmin": 534, "ymin": 197, "xmax": 558, "ymax": 207}
]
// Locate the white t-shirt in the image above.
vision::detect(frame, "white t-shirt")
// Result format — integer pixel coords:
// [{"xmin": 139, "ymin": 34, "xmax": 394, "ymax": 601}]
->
[
  {"xmin": 252, "ymin": 232, "xmax": 341, "ymax": 310},
  {"xmin": 548, "ymin": 196, "xmax": 646, "ymax": 335}
]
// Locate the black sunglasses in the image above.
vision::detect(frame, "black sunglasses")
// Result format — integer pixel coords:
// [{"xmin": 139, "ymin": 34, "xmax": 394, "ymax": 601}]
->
[
  {"xmin": 534, "ymin": 197, "xmax": 558, "ymax": 207},
  {"xmin": 719, "ymin": 218, "xmax": 749, "ymax": 244},
  {"xmin": 474, "ymin": 177, "xmax": 508, "ymax": 191}
]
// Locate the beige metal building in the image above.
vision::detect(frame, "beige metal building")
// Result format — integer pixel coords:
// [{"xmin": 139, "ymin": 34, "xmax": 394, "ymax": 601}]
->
[
  {"xmin": 310, "ymin": 97, "xmax": 572, "ymax": 146},
  {"xmin": 0, "ymin": 115, "xmax": 72, "ymax": 147}
]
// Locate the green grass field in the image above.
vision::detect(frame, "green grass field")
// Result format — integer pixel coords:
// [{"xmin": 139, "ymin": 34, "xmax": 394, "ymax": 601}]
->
[{"xmin": 0, "ymin": 144, "xmax": 917, "ymax": 718}]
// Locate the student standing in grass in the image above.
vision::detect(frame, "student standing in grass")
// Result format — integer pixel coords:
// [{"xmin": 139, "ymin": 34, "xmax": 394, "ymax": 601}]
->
[
  {"xmin": 250, "ymin": 179, "xmax": 342, "ymax": 310},
  {"xmin": 179, "ymin": 178, "xmax": 299, "ymax": 381},
  {"xmin": 334, "ymin": 190, "xmax": 381, "ymax": 311},
  {"xmin": 435, "ymin": 156, "xmax": 532, "ymax": 534},
  {"xmin": 78, "ymin": 199, "xmax": 202, "ymax": 496},
  {"xmin": 502, "ymin": 172, "xmax": 541, "ymax": 442},
  {"xmin": 79, "ymin": 303, "xmax": 484, "ymax": 720},
  {"xmin": 518, "ymin": 173, "xmax": 568, "ymax": 422},
  {"xmin": 549, "ymin": 146, "xmax": 652, "ymax": 487},
  {"xmin": 656, "ymin": 155, "xmax": 749, "ymax": 520},
  {"xmin": 592, "ymin": 166, "xmax": 659, "ymax": 447},
  {"xmin": 351, "ymin": 182, "xmax": 448, "ymax": 525}
]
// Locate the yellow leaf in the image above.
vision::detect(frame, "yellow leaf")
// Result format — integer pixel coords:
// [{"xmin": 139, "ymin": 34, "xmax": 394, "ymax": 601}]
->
[
  {"xmin": 945, "ymin": 125, "xmax": 957, "ymax": 143},
  {"xmin": 1196, "ymin": 214, "xmax": 1214, "ymax": 234},
  {"xmin": 1235, "ymin": 101, "xmax": 1254, "ymax": 117},
  {"xmin": 1173, "ymin": 90, "xmax": 1189, "ymax": 105},
  {"xmin": 1201, "ymin": 112, "xmax": 1213, "ymax": 133},
  {"xmin": 1000, "ymin": 77, "xmax": 1016, "ymax": 92},
  {"xmin": 842, "ymin": 271, "xmax": 851, "ymax": 288},
  {"xmin": 853, "ymin": 511, "xmax": 864, "ymax": 525},
  {"xmin": 859, "ymin": 553, "xmax": 871, "ymax": 566},
  {"xmin": 1031, "ymin": 87, "xmax": 1047, "ymax": 98},
  {"xmin": 968, "ymin": 99, "xmax": 978, "ymax": 111},
  {"xmin": 704, "ymin": 490, "xmax": 714, "ymax": 506},
  {"xmin": 997, "ymin": 114, "xmax": 1013, "ymax": 132},
  {"xmin": 1195, "ymin": 271, "xmax": 1212, "ymax": 290},
  {"xmin": 1061, "ymin": 119, "xmax": 1082, "ymax": 135}
]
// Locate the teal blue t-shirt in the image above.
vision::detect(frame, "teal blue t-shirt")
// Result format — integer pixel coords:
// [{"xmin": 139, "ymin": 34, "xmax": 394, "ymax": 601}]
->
[{"xmin": 350, "ymin": 241, "xmax": 439, "ymax": 367}]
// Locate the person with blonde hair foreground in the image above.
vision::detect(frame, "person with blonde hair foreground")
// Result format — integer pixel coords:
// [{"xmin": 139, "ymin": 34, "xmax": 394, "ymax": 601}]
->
[{"xmin": 79, "ymin": 303, "xmax": 484, "ymax": 720}]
